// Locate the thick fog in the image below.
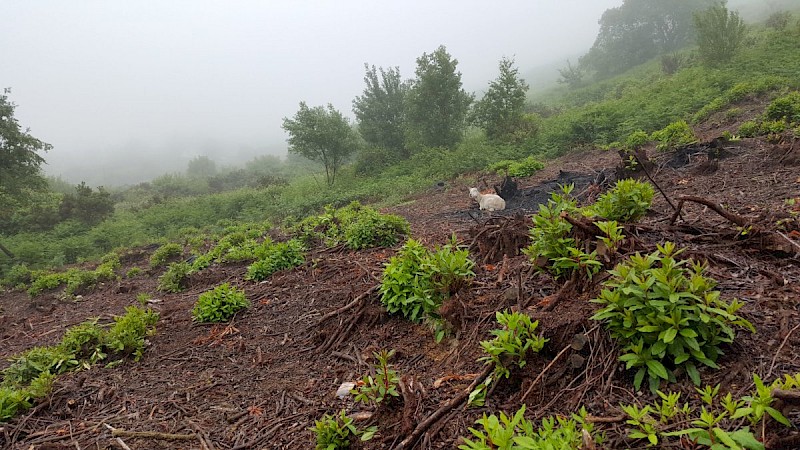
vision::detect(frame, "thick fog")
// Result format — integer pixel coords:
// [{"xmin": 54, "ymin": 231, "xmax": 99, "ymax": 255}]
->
[{"xmin": 1, "ymin": 1, "xmax": 625, "ymax": 186}]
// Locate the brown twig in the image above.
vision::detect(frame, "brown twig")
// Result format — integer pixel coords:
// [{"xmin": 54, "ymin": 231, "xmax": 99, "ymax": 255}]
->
[
  {"xmin": 393, "ymin": 363, "xmax": 495, "ymax": 450},
  {"xmin": 670, "ymin": 195, "xmax": 750, "ymax": 227},
  {"xmin": 767, "ymin": 322, "xmax": 800, "ymax": 378},
  {"xmin": 520, "ymin": 343, "xmax": 574, "ymax": 402},
  {"xmin": 316, "ymin": 285, "xmax": 378, "ymax": 324}
]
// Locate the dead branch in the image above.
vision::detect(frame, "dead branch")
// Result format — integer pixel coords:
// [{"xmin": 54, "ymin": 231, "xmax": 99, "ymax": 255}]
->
[
  {"xmin": 520, "ymin": 343, "xmax": 574, "ymax": 402},
  {"xmin": 316, "ymin": 285, "xmax": 378, "ymax": 324},
  {"xmin": 768, "ymin": 322, "xmax": 800, "ymax": 378},
  {"xmin": 669, "ymin": 195, "xmax": 749, "ymax": 227},
  {"xmin": 393, "ymin": 363, "xmax": 495, "ymax": 450},
  {"xmin": 110, "ymin": 429, "xmax": 196, "ymax": 441}
]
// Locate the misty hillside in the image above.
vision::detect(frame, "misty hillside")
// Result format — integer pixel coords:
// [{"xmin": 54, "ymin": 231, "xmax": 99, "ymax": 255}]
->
[{"xmin": 2, "ymin": 1, "xmax": 800, "ymax": 448}]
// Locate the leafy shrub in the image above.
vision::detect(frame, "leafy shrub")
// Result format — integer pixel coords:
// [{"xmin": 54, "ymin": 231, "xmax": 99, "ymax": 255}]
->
[
  {"xmin": 459, "ymin": 405, "xmax": 600, "ymax": 450},
  {"xmin": 149, "ymin": 243, "xmax": 183, "ymax": 268},
  {"xmin": 624, "ymin": 130, "xmax": 650, "ymax": 149},
  {"xmin": 586, "ymin": 178, "xmax": 654, "ymax": 222},
  {"xmin": 25, "ymin": 255, "xmax": 119, "ymax": 297},
  {"xmin": 0, "ymin": 372, "xmax": 54, "ymax": 421},
  {"xmin": 651, "ymin": 120, "xmax": 696, "ymax": 151},
  {"xmin": 738, "ymin": 120, "xmax": 760, "ymax": 137},
  {"xmin": 60, "ymin": 319, "xmax": 107, "ymax": 364},
  {"xmin": 765, "ymin": 91, "xmax": 800, "ymax": 123},
  {"xmin": 105, "ymin": 306, "xmax": 159, "ymax": 361},
  {"xmin": 351, "ymin": 349, "xmax": 400, "ymax": 406},
  {"xmin": 126, "ymin": 267, "xmax": 142, "ymax": 278},
  {"xmin": 379, "ymin": 238, "xmax": 474, "ymax": 324},
  {"xmin": 245, "ymin": 239, "xmax": 305, "ymax": 281},
  {"xmin": 312, "ymin": 409, "xmax": 377, "ymax": 449},
  {"xmin": 479, "ymin": 311, "xmax": 548, "ymax": 379},
  {"xmin": 293, "ymin": 201, "xmax": 409, "ymax": 250},
  {"xmin": 522, "ymin": 184, "xmax": 601, "ymax": 280},
  {"xmin": 192, "ymin": 283, "xmax": 249, "ymax": 323},
  {"xmin": 157, "ymin": 261, "xmax": 193, "ymax": 293},
  {"xmin": 2, "ymin": 346, "xmax": 77, "ymax": 387},
  {"xmin": 487, "ymin": 156, "xmax": 545, "ymax": 177},
  {"xmin": 591, "ymin": 242, "xmax": 755, "ymax": 392},
  {"xmin": 3, "ymin": 264, "xmax": 33, "ymax": 288},
  {"xmin": 343, "ymin": 209, "xmax": 409, "ymax": 250}
]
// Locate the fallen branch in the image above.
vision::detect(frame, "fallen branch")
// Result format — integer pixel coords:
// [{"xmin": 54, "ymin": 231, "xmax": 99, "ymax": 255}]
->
[
  {"xmin": 768, "ymin": 322, "xmax": 800, "ymax": 378},
  {"xmin": 520, "ymin": 343, "xmax": 573, "ymax": 402},
  {"xmin": 110, "ymin": 428, "xmax": 195, "ymax": 441},
  {"xmin": 669, "ymin": 195, "xmax": 749, "ymax": 227},
  {"xmin": 393, "ymin": 363, "xmax": 495, "ymax": 450},
  {"xmin": 316, "ymin": 285, "xmax": 378, "ymax": 324}
]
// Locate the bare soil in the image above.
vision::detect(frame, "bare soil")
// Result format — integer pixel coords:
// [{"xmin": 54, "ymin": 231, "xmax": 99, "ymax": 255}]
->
[{"xmin": 1, "ymin": 107, "xmax": 800, "ymax": 449}]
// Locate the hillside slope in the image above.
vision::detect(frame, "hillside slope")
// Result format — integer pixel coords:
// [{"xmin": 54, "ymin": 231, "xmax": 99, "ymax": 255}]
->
[{"xmin": 1, "ymin": 106, "xmax": 799, "ymax": 449}]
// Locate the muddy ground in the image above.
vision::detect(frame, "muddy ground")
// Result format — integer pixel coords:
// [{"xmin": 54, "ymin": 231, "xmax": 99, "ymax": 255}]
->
[{"xmin": 1, "ymin": 108, "xmax": 800, "ymax": 449}]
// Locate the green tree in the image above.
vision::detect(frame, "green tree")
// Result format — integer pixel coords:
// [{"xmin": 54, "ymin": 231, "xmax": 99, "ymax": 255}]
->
[
  {"xmin": 581, "ymin": 0, "xmax": 715, "ymax": 78},
  {"xmin": 693, "ymin": 2, "xmax": 747, "ymax": 66},
  {"xmin": 557, "ymin": 59, "xmax": 585, "ymax": 88},
  {"xmin": 59, "ymin": 182, "xmax": 115, "ymax": 226},
  {"xmin": 471, "ymin": 57, "xmax": 530, "ymax": 142},
  {"xmin": 406, "ymin": 45, "xmax": 473, "ymax": 149},
  {"xmin": 352, "ymin": 64, "xmax": 409, "ymax": 159},
  {"xmin": 1, "ymin": 94, "xmax": 52, "ymax": 231},
  {"xmin": 186, "ymin": 155, "xmax": 217, "ymax": 178},
  {"xmin": 282, "ymin": 102, "xmax": 361, "ymax": 186}
]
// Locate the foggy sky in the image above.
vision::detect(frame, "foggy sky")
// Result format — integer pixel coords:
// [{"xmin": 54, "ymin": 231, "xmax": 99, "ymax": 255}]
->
[{"xmin": 1, "ymin": 0, "xmax": 623, "ymax": 186}]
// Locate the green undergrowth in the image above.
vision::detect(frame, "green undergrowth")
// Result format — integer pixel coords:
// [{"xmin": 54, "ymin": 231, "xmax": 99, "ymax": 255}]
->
[
  {"xmin": 17, "ymin": 252, "xmax": 122, "ymax": 298},
  {"xmin": 591, "ymin": 242, "xmax": 754, "ymax": 393},
  {"xmin": 291, "ymin": 201, "xmax": 409, "ymax": 250},
  {"xmin": 458, "ymin": 371, "xmax": 800, "ymax": 449},
  {"xmin": 379, "ymin": 237, "xmax": 475, "ymax": 341},
  {"xmin": 0, "ymin": 306, "xmax": 158, "ymax": 421},
  {"xmin": 192, "ymin": 282, "xmax": 250, "ymax": 322}
]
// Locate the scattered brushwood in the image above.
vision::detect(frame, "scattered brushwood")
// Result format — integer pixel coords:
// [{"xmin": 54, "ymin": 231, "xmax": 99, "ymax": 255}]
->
[{"xmin": 469, "ymin": 214, "xmax": 532, "ymax": 265}]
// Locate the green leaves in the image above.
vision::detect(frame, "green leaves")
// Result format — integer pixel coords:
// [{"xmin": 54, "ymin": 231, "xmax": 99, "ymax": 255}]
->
[
  {"xmin": 245, "ymin": 239, "xmax": 305, "ymax": 281},
  {"xmin": 282, "ymin": 102, "xmax": 361, "ymax": 186},
  {"xmin": 586, "ymin": 178, "xmax": 654, "ymax": 222},
  {"xmin": 591, "ymin": 243, "xmax": 754, "ymax": 392},
  {"xmin": 479, "ymin": 311, "xmax": 548, "ymax": 379},
  {"xmin": 192, "ymin": 283, "xmax": 249, "ymax": 323},
  {"xmin": 458, "ymin": 404, "xmax": 598, "ymax": 450},
  {"xmin": 311, "ymin": 409, "xmax": 377, "ymax": 449},
  {"xmin": 350, "ymin": 349, "xmax": 400, "ymax": 406},
  {"xmin": 379, "ymin": 238, "xmax": 474, "ymax": 328}
]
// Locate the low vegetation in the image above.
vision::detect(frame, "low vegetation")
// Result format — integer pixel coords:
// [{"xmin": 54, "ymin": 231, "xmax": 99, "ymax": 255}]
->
[{"xmin": 0, "ymin": 306, "xmax": 158, "ymax": 421}]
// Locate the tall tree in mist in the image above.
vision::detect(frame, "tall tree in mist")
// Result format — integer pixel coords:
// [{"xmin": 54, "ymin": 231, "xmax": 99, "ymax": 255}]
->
[
  {"xmin": 352, "ymin": 64, "xmax": 409, "ymax": 159},
  {"xmin": 471, "ymin": 57, "xmax": 530, "ymax": 142},
  {"xmin": 0, "ymin": 94, "xmax": 52, "ymax": 237},
  {"xmin": 282, "ymin": 102, "xmax": 361, "ymax": 186},
  {"xmin": 693, "ymin": 3, "xmax": 747, "ymax": 66},
  {"xmin": 406, "ymin": 45, "xmax": 473, "ymax": 149},
  {"xmin": 581, "ymin": 0, "xmax": 716, "ymax": 78}
]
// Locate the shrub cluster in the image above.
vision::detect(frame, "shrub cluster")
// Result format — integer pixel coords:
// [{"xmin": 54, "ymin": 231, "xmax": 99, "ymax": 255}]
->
[
  {"xmin": 487, "ymin": 156, "xmax": 545, "ymax": 177},
  {"xmin": 192, "ymin": 282, "xmax": 250, "ymax": 323},
  {"xmin": 0, "ymin": 306, "xmax": 158, "ymax": 421},
  {"xmin": 650, "ymin": 120, "xmax": 697, "ymax": 151},
  {"xmin": 149, "ymin": 243, "xmax": 183, "ymax": 268},
  {"xmin": 591, "ymin": 242, "xmax": 754, "ymax": 392},
  {"xmin": 293, "ymin": 201, "xmax": 409, "ymax": 250},
  {"xmin": 245, "ymin": 239, "xmax": 305, "ymax": 281},
  {"xmin": 458, "ymin": 405, "xmax": 601, "ymax": 449},
  {"xmin": 379, "ymin": 238, "xmax": 474, "ymax": 329},
  {"xmin": 25, "ymin": 253, "xmax": 121, "ymax": 297}
]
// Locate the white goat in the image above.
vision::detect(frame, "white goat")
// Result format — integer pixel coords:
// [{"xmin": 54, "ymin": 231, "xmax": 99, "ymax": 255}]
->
[{"xmin": 469, "ymin": 188, "xmax": 506, "ymax": 211}]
